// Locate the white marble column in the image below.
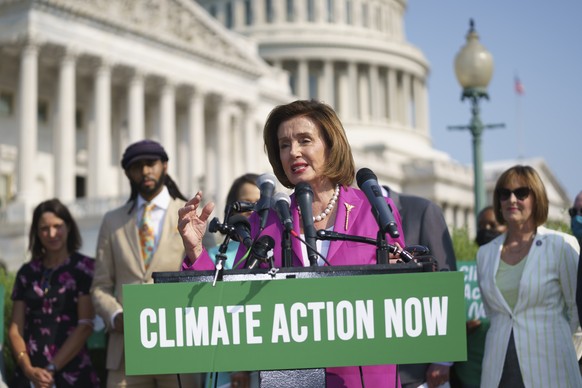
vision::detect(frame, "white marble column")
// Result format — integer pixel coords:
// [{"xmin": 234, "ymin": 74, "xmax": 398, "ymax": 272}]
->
[
  {"xmin": 128, "ymin": 70, "xmax": 145, "ymax": 143},
  {"xmin": 335, "ymin": 0, "xmax": 344, "ymax": 24},
  {"xmin": 89, "ymin": 61, "xmax": 112, "ymax": 198},
  {"xmin": 386, "ymin": 67, "xmax": 397, "ymax": 123},
  {"xmin": 54, "ymin": 50, "xmax": 77, "ymax": 203},
  {"xmin": 254, "ymin": 0, "xmax": 265, "ymax": 24},
  {"xmin": 187, "ymin": 88, "xmax": 206, "ymax": 194},
  {"xmin": 402, "ymin": 72, "xmax": 412, "ymax": 127},
  {"xmin": 358, "ymin": 65, "xmax": 369, "ymax": 121},
  {"xmin": 322, "ymin": 60, "xmax": 334, "ymax": 106},
  {"xmin": 369, "ymin": 64, "xmax": 380, "ymax": 122},
  {"xmin": 159, "ymin": 80, "xmax": 176, "ymax": 177},
  {"xmin": 315, "ymin": 0, "xmax": 325, "ymax": 23},
  {"xmin": 17, "ymin": 42, "xmax": 38, "ymax": 203},
  {"xmin": 274, "ymin": 0, "xmax": 285, "ymax": 23},
  {"xmin": 242, "ymin": 103, "xmax": 256, "ymax": 173},
  {"xmin": 234, "ymin": 0, "xmax": 245, "ymax": 27},
  {"xmin": 216, "ymin": 98, "xmax": 231, "ymax": 214},
  {"xmin": 352, "ymin": 0, "xmax": 361, "ymax": 26},
  {"xmin": 295, "ymin": 0, "xmax": 306, "ymax": 22},
  {"xmin": 416, "ymin": 77, "xmax": 429, "ymax": 134},
  {"xmin": 297, "ymin": 59, "xmax": 309, "ymax": 99},
  {"xmin": 347, "ymin": 61, "xmax": 358, "ymax": 120},
  {"xmin": 337, "ymin": 65, "xmax": 349, "ymax": 119},
  {"xmin": 231, "ymin": 106, "xmax": 244, "ymax": 178}
]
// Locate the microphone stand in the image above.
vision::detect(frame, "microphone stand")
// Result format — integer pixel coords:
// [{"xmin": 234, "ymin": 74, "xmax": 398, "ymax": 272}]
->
[
  {"xmin": 281, "ymin": 229, "xmax": 292, "ymax": 268},
  {"xmin": 212, "ymin": 235, "xmax": 230, "ymax": 286},
  {"xmin": 316, "ymin": 229, "xmax": 414, "ymax": 263},
  {"xmin": 212, "ymin": 209, "xmax": 234, "ymax": 286},
  {"xmin": 375, "ymin": 229, "xmax": 389, "ymax": 265}
]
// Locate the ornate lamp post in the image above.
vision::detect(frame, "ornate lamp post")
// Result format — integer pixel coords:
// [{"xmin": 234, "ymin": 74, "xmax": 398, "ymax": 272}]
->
[{"xmin": 448, "ymin": 19, "xmax": 504, "ymax": 225}]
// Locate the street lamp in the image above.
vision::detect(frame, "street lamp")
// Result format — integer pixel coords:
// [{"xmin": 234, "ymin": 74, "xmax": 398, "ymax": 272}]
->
[{"xmin": 448, "ymin": 19, "xmax": 505, "ymax": 226}]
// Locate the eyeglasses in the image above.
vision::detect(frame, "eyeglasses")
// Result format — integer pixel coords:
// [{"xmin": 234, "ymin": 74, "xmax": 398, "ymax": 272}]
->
[
  {"xmin": 569, "ymin": 207, "xmax": 582, "ymax": 217},
  {"xmin": 497, "ymin": 187, "xmax": 530, "ymax": 201}
]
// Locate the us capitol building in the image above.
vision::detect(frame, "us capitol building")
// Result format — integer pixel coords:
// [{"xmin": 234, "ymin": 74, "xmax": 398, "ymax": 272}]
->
[{"xmin": 0, "ymin": 0, "xmax": 570, "ymax": 270}]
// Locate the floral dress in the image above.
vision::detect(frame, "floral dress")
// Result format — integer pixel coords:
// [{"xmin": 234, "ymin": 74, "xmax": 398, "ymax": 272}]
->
[{"xmin": 11, "ymin": 253, "xmax": 100, "ymax": 387}]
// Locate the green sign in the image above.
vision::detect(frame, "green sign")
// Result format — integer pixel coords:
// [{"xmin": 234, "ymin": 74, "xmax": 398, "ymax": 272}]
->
[
  {"xmin": 457, "ymin": 261, "xmax": 486, "ymax": 320},
  {"xmin": 124, "ymin": 272, "xmax": 466, "ymax": 375}
]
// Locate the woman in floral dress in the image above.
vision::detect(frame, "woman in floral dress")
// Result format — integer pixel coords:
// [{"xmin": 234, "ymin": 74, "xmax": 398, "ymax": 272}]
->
[{"xmin": 8, "ymin": 199, "xmax": 100, "ymax": 387}]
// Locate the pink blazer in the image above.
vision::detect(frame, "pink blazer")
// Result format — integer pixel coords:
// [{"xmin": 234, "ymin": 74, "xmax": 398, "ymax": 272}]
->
[{"xmin": 183, "ymin": 186, "xmax": 405, "ymax": 387}]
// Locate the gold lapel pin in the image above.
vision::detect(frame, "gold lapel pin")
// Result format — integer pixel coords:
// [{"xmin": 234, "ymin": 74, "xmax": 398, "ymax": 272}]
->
[{"xmin": 344, "ymin": 203, "xmax": 355, "ymax": 231}]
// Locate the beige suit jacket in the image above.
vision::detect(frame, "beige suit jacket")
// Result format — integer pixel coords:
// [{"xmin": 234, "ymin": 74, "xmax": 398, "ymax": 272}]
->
[{"xmin": 91, "ymin": 198, "xmax": 186, "ymax": 370}]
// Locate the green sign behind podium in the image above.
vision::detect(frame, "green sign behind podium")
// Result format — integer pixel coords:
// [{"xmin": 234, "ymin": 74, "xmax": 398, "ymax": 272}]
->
[{"xmin": 124, "ymin": 271, "xmax": 466, "ymax": 375}]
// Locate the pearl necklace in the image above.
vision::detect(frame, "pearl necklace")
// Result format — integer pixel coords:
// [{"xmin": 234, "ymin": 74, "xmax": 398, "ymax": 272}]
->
[{"xmin": 299, "ymin": 184, "xmax": 340, "ymax": 223}]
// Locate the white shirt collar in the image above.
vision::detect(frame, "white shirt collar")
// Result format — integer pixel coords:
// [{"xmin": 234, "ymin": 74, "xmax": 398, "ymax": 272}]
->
[{"xmin": 136, "ymin": 186, "xmax": 171, "ymax": 211}]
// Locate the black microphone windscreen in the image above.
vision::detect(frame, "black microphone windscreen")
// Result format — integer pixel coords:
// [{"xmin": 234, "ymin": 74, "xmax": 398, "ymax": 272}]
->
[
  {"xmin": 356, "ymin": 167, "xmax": 400, "ymax": 238},
  {"xmin": 228, "ymin": 214, "xmax": 253, "ymax": 248},
  {"xmin": 294, "ymin": 182, "xmax": 318, "ymax": 266},
  {"xmin": 356, "ymin": 167, "xmax": 376, "ymax": 187},
  {"xmin": 256, "ymin": 173, "xmax": 277, "ymax": 230},
  {"xmin": 272, "ymin": 192, "xmax": 293, "ymax": 232},
  {"xmin": 247, "ymin": 235, "xmax": 275, "ymax": 268}
]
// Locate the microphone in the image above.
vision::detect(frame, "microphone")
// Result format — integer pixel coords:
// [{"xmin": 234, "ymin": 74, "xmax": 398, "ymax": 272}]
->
[
  {"xmin": 356, "ymin": 168, "xmax": 400, "ymax": 238},
  {"xmin": 256, "ymin": 173, "xmax": 277, "ymax": 231},
  {"xmin": 316, "ymin": 229, "xmax": 413, "ymax": 263},
  {"xmin": 295, "ymin": 182, "xmax": 318, "ymax": 266},
  {"xmin": 227, "ymin": 214, "xmax": 254, "ymax": 249},
  {"xmin": 247, "ymin": 235, "xmax": 275, "ymax": 269},
  {"xmin": 271, "ymin": 192, "xmax": 294, "ymax": 233},
  {"xmin": 316, "ymin": 229, "xmax": 378, "ymax": 245},
  {"xmin": 231, "ymin": 201, "xmax": 256, "ymax": 213}
]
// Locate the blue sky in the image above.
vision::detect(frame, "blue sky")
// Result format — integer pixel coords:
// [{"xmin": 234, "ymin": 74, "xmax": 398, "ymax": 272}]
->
[{"xmin": 404, "ymin": 1, "xmax": 582, "ymax": 201}]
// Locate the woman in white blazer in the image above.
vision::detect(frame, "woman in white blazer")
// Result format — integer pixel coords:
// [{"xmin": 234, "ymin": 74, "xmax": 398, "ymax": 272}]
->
[{"xmin": 477, "ymin": 165, "xmax": 581, "ymax": 388}]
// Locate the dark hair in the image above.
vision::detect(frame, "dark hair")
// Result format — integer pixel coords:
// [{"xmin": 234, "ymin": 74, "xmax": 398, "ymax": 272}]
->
[
  {"xmin": 224, "ymin": 173, "xmax": 260, "ymax": 216},
  {"xmin": 263, "ymin": 100, "xmax": 355, "ymax": 189},
  {"xmin": 493, "ymin": 165, "xmax": 548, "ymax": 226},
  {"xmin": 29, "ymin": 198, "xmax": 82, "ymax": 259},
  {"xmin": 127, "ymin": 174, "xmax": 187, "ymax": 213},
  {"xmin": 477, "ymin": 205, "xmax": 494, "ymax": 222}
]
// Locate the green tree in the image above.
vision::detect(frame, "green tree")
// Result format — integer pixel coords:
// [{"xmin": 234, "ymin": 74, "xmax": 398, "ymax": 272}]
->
[
  {"xmin": 0, "ymin": 267, "xmax": 15, "ymax": 382},
  {"xmin": 451, "ymin": 227, "xmax": 479, "ymax": 262}
]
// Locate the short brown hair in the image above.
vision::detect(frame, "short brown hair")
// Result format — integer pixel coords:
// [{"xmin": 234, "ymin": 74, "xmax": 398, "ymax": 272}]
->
[
  {"xmin": 263, "ymin": 100, "xmax": 355, "ymax": 188},
  {"xmin": 493, "ymin": 165, "xmax": 548, "ymax": 226}
]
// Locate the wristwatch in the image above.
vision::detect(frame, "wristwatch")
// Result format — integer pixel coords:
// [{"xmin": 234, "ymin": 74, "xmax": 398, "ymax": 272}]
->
[{"xmin": 46, "ymin": 363, "xmax": 57, "ymax": 373}]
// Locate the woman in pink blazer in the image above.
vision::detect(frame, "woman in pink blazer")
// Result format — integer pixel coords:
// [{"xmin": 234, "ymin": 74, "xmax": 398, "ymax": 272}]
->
[{"xmin": 179, "ymin": 100, "xmax": 406, "ymax": 388}]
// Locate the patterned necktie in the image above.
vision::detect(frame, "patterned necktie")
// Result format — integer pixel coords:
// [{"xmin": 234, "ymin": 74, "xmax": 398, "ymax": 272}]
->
[{"xmin": 139, "ymin": 203, "xmax": 155, "ymax": 268}]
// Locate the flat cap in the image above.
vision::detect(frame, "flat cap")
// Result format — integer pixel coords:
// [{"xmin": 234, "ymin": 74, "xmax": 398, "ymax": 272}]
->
[{"xmin": 121, "ymin": 140, "xmax": 169, "ymax": 170}]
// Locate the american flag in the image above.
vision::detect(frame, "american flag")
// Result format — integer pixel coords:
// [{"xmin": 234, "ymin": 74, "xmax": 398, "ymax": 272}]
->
[{"xmin": 514, "ymin": 76, "xmax": 525, "ymax": 95}]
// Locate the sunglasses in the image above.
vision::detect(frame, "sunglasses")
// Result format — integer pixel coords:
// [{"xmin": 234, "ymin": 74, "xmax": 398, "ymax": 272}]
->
[
  {"xmin": 569, "ymin": 207, "xmax": 582, "ymax": 217},
  {"xmin": 497, "ymin": 187, "xmax": 530, "ymax": 201}
]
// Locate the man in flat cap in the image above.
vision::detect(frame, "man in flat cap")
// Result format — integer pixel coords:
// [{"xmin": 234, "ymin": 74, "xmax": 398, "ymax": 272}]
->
[{"xmin": 91, "ymin": 140, "xmax": 201, "ymax": 387}]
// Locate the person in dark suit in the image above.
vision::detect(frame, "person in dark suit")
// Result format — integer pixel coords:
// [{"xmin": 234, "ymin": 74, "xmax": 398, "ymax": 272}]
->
[
  {"xmin": 383, "ymin": 186, "xmax": 456, "ymax": 388},
  {"xmin": 91, "ymin": 140, "xmax": 202, "ymax": 387},
  {"xmin": 383, "ymin": 186, "xmax": 456, "ymax": 272}
]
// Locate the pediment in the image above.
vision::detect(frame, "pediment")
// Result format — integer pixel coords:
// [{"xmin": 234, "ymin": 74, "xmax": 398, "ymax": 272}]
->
[{"xmin": 38, "ymin": 0, "xmax": 266, "ymax": 76}]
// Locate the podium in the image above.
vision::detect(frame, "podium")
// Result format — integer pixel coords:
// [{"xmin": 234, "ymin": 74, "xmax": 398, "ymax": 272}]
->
[
  {"xmin": 152, "ymin": 261, "xmax": 435, "ymax": 387},
  {"xmin": 122, "ymin": 260, "xmax": 465, "ymax": 385}
]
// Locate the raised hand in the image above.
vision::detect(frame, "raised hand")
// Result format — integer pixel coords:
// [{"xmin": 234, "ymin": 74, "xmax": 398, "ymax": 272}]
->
[{"xmin": 177, "ymin": 191, "xmax": 215, "ymax": 264}]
